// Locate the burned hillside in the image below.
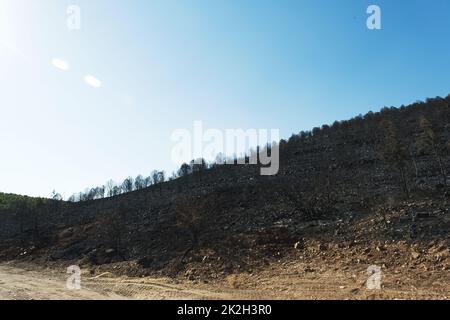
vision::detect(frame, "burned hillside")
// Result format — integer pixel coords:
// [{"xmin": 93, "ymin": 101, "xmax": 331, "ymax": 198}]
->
[{"xmin": 0, "ymin": 95, "xmax": 449, "ymax": 279}]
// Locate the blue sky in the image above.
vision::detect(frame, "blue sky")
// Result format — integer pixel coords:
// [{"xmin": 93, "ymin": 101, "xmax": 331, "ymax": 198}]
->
[{"xmin": 0, "ymin": 0, "xmax": 449, "ymax": 198}]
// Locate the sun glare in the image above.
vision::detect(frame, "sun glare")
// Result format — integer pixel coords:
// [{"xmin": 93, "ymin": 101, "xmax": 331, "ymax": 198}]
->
[
  {"xmin": 51, "ymin": 58, "xmax": 70, "ymax": 71},
  {"xmin": 0, "ymin": 1, "xmax": 32, "ymax": 61},
  {"xmin": 84, "ymin": 75, "xmax": 102, "ymax": 88}
]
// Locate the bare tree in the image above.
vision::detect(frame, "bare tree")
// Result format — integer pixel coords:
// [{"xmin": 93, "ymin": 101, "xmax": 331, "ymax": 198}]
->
[
  {"xmin": 175, "ymin": 198, "xmax": 208, "ymax": 248},
  {"xmin": 383, "ymin": 121, "xmax": 410, "ymax": 196},
  {"xmin": 105, "ymin": 180, "xmax": 116, "ymax": 197},
  {"xmin": 177, "ymin": 163, "xmax": 190, "ymax": 177},
  {"xmin": 134, "ymin": 175, "xmax": 145, "ymax": 190},
  {"xmin": 97, "ymin": 186, "xmax": 105, "ymax": 199},
  {"xmin": 51, "ymin": 190, "xmax": 63, "ymax": 201},
  {"xmin": 112, "ymin": 185, "xmax": 121, "ymax": 196},
  {"xmin": 121, "ymin": 176, "xmax": 134, "ymax": 193},
  {"xmin": 150, "ymin": 170, "xmax": 165, "ymax": 195},
  {"xmin": 151, "ymin": 170, "xmax": 165, "ymax": 185},
  {"xmin": 144, "ymin": 176, "xmax": 153, "ymax": 187},
  {"xmin": 409, "ymin": 142, "xmax": 420, "ymax": 180},
  {"xmin": 417, "ymin": 117, "xmax": 447, "ymax": 186}
]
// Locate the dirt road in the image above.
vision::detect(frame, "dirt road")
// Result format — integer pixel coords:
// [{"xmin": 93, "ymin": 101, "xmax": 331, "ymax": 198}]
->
[
  {"xmin": 0, "ymin": 264, "xmax": 125, "ymax": 300},
  {"xmin": 0, "ymin": 263, "xmax": 232, "ymax": 300},
  {"xmin": 0, "ymin": 262, "xmax": 448, "ymax": 300}
]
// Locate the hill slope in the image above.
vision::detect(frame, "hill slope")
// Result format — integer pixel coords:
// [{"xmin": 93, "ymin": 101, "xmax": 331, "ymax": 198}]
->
[{"xmin": 0, "ymin": 96, "xmax": 449, "ymax": 282}]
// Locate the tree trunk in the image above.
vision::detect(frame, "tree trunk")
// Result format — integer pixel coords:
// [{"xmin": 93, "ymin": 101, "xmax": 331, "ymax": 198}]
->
[
  {"xmin": 399, "ymin": 166, "xmax": 410, "ymax": 197},
  {"xmin": 432, "ymin": 145, "xmax": 447, "ymax": 186},
  {"xmin": 411, "ymin": 156, "xmax": 419, "ymax": 180},
  {"xmin": 437, "ymin": 154, "xmax": 447, "ymax": 186}
]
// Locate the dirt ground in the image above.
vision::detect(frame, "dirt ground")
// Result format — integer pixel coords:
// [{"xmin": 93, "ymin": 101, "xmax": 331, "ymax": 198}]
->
[
  {"xmin": 0, "ymin": 264, "xmax": 122, "ymax": 300},
  {"xmin": 1, "ymin": 260, "xmax": 448, "ymax": 300}
]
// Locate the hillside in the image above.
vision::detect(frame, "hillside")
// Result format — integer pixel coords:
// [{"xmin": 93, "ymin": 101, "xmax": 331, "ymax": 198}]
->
[{"xmin": 0, "ymin": 95, "xmax": 449, "ymax": 290}]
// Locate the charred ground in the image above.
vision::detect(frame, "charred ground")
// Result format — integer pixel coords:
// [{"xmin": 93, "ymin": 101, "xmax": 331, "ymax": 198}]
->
[{"xmin": 0, "ymin": 96, "xmax": 449, "ymax": 283}]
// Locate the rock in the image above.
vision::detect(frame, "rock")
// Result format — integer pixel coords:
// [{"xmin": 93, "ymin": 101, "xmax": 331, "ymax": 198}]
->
[
  {"xmin": 304, "ymin": 266, "xmax": 315, "ymax": 273},
  {"xmin": 59, "ymin": 228, "xmax": 74, "ymax": 239},
  {"xmin": 411, "ymin": 251, "xmax": 420, "ymax": 259},
  {"xmin": 294, "ymin": 241, "xmax": 304, "ymax": 250}
]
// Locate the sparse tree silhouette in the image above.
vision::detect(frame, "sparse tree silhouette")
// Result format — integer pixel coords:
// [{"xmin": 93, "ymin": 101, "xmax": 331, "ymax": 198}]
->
[
  {"xmin": 151, "ymin": 170, "xmax": 165, "ymax": 195},
  {"xmin": 177, "ymin": 163, "xmax": 190, "ymax": 177},
  {"xmin": 134, "ymin": 175, "xmax": 146, "ymax": 190},
  {"xmin": 105, "ymin": 179, "xmax": 116, "ymax": 197},
  {"xmin": 97, "ymin": 186, "xmax": 105, "ymax": 199},
  {"xmin": 144, "ymin": 176, "xmax": 153, "ymax": 187},
  {"xmin": 112, "ymin": 185, "xmax": 121, "ymax": 196},
  {"xmin": 151, "ymin": 170, "xmax": 165, "ymax": 184},
  {"xmin": 51, "ymin": 190, "xmax": 63, "ymax": 201},
  {"xmin": 121, "ymin": 176, "xmax": 134, "ymax": 193}
]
